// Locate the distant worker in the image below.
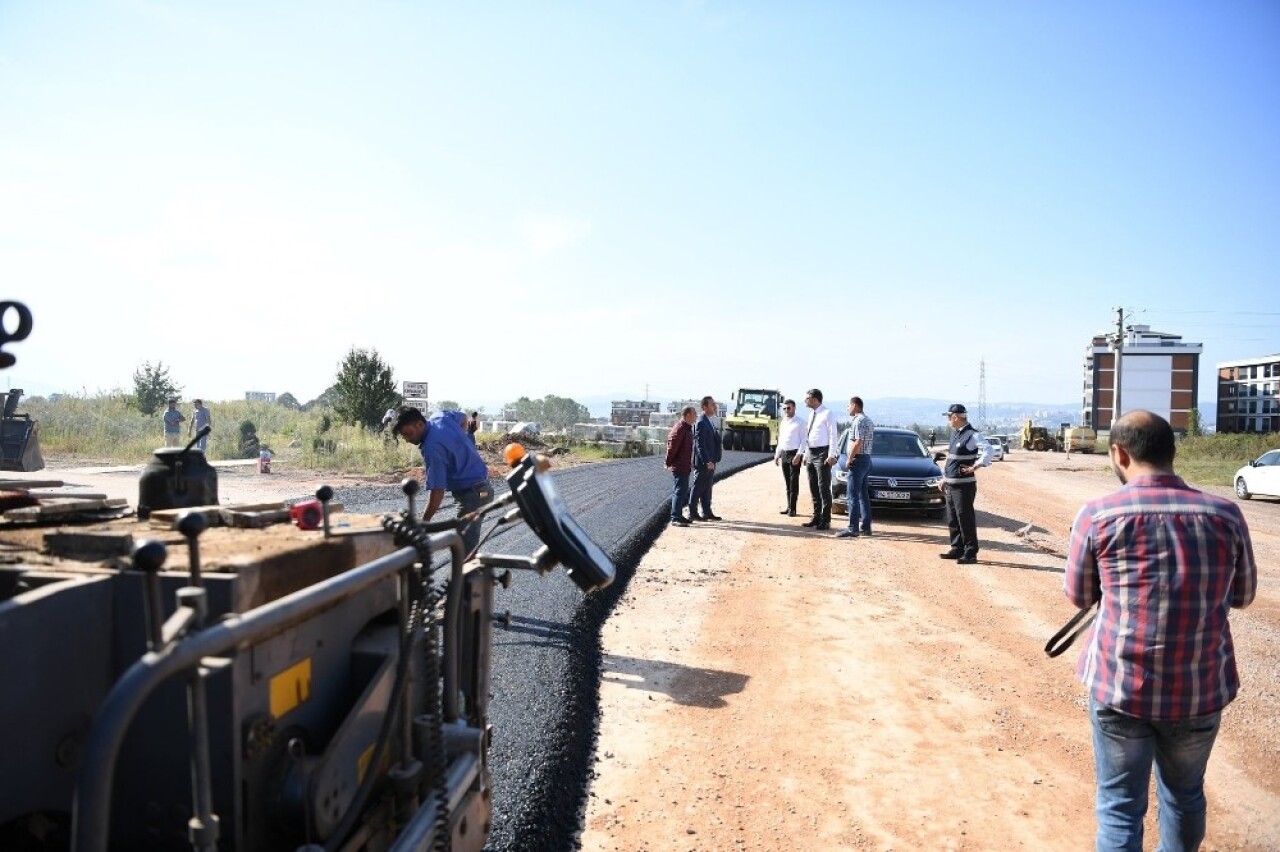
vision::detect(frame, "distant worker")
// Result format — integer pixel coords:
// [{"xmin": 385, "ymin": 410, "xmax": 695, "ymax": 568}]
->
[
  {"xmin": 162, "ymin": 398, "xmax": 185, "ymax": 448},
  {"xmin": 381, "ymin": 407, "xmax": 397, "ymax": 432},
  {"xmin": 188, "ymin": 398, "xmax": 212, "ymax": 454},
  {"xmin": 1064, "ymin": 411, "xmax": 1256, "ymax": 850},
  {"xmin": 835, "ymin": 396, "xmax": 875, "ymax": 539},
  {"xmin": 467, "ymin": 411, "xmax": 480, "ymax": 445},
  {"xmin": 794, "ymin": 388, "xmax": 838, "ymax": 530},
  {"xmin": 939, "ymin": 403, "xmax": 992, "ymax": 564},
  {"xmin": 773, "ymin": 398, "xmax": 804, "ymax": 516},
  {"xmin": 392, "ymin": 406, "xmax": 495, "ymax": 556},
  {"xmin": 664, "ymin": 405, "xmax": 697, "ymax": 526},
  {"xmin": 688, "ymin": 396, "xmax": 723, "ymax": 522}
]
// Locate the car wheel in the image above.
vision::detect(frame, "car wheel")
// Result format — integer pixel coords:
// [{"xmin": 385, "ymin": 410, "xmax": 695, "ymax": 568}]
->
[
  {"xmin": 722, "ymin": 430, "xmax": 733, "ymax": 451},
  {"xmin": 1236, "ymin": 477, "xmax": 1252, "ymax": 500}
]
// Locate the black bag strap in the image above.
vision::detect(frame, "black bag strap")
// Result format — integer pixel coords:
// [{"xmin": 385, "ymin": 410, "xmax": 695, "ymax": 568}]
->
[{"xmin": 1044, "ymin": 603, "xmax": 1098, "ymax": 658}]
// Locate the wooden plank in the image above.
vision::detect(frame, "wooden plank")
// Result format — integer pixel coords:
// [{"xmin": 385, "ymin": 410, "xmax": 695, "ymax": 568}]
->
[
  {"xmin": 149, "ymin": 502, "xmax": 283, "ymax": 528},
  {"xmin": 0, "ymin": 479, "xmax": 64, "ymax": 490},
  {"xmin": 25, "ymin": 491, "xmax": 108, "ymax": 500},
  {"xmin": 5, "ymin": 498, "xmax": 128, "ymax": 519},
  {"xmin": 44, "ymin": 530, "xmax": 135, "ymax": 561},
  {"xmin": 223, "ymin": 508, "xmax": 292, "ymax": 529}
]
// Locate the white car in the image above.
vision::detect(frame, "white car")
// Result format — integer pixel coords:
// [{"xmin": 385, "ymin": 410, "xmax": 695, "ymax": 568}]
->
[
  {"xmin": 987, "ymin": 438, "xmax": 1005, "ymax": 462},
  {"xmin": 1234, "ymin": 449, "xmax": 1280, "ymax": 499}
]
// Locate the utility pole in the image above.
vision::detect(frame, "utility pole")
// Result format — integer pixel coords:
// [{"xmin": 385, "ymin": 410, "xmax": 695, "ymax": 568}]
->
[
  {"xmin": 1112, "ymin": 306, "xmax": 1125, "ymax": 428},
  {"xmin": 977, "ymin": 359, "xmax": 988, "ymax": 430}
]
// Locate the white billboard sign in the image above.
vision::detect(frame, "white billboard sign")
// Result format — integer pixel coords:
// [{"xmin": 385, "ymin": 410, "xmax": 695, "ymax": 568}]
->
[{"xmin": 402, "ymin": 381, "xmax": 429, "ymax": 400}]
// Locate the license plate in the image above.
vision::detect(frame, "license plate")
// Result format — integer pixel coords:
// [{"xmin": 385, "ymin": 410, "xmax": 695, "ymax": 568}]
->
[{"xmin": 874, "ymin": 490, "xmax": 911, "ymax": 500}]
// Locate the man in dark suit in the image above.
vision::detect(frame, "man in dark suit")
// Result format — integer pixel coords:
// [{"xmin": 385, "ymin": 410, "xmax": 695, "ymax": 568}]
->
[{"xmin": 689, "ymin": 395, "xmax": 723, "ymax": 521}]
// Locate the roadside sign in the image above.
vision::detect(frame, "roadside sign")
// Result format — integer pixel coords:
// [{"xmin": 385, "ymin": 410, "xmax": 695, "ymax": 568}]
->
[{"xmin": 403, "ymin": 381, "xmax": 429, "ymax": 400}]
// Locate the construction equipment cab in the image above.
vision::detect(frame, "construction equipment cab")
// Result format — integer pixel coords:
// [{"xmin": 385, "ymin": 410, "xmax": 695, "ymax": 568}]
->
[{"xmin": 722, "ymin": 389, "xmax": 783, "ymax": 452}]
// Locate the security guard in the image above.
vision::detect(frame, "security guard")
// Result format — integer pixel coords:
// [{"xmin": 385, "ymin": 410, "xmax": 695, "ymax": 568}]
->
[
  {"xmin": 393, "ymin": 406, "xmax": 494, "ymax": 556},
  {"xmin": 939, "ymin": 403, "xmax": 992, "ymax": 565}
]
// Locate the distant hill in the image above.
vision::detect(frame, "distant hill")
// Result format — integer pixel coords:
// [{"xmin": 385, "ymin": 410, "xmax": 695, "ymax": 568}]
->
[{"xmin": 472, "ymin": 394, "xmax": 1082, "ymax": 430}]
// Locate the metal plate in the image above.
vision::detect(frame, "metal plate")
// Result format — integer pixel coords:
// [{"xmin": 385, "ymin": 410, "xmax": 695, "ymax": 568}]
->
[{"xmin": 874, "ymin": 490, "xmax": 911, "ymax": 500}]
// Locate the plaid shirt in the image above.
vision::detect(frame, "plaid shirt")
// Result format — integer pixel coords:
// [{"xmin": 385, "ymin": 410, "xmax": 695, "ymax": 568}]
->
[
  {"xmin": 1064, "ymin": 474, "xmax": 1257, "ymax": 720},
  {"xmin": 848, "ymin": 412, "xmax": 875, "ymax": 455}
]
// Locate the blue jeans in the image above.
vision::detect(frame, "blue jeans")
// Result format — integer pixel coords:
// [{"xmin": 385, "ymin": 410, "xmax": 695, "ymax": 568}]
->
[
  {"xmin": 1089, "ymin": 696, "xmax": 1222, "ymax": 852},
  {"xmin": 670, "ymin": 471, "xmax": 690, "ymax": 520},
  {"xmin": 844, "ymin": 454, "xmax": 872, "ymax": 532}
]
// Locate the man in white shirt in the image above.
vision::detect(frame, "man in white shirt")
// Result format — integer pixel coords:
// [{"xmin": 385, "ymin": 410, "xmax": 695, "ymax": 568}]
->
[
  {"xmin": 773, "ymin": 398, "xmax": 805, "ymax": 516},
  {"xmin": 793, "ymin": 388, "xmax": 840, "ymax": 530}
]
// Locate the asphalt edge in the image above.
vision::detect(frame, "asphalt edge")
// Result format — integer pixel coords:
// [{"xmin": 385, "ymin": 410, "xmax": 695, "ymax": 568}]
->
[{"xmin": 492, "ymin": 453, "xmax": 772, "ymax": 851}]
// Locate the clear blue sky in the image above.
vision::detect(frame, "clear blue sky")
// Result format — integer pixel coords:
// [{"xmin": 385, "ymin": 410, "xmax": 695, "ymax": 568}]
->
[{"xmin": 3, "ymin": 1, "xmax": 1277, "ymax": 414}]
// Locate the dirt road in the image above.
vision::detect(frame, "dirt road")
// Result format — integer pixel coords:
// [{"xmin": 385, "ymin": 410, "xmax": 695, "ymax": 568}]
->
[{"xmin": 581, "ymin": 450, "xmax": 1280, "ymax": 851}]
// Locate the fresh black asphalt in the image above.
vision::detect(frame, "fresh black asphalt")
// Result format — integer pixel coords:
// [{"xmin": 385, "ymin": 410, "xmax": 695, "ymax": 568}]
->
[{"xmin": 328, "ymin": 449, "xmax": 769, "ymax": 851}]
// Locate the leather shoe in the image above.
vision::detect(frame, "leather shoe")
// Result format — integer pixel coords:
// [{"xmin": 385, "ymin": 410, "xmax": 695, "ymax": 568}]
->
[
  {"xmin": 688, "ymin": 514, "xmax": 703, "ymax": 522},
  {"xmin": 787, "ymin": 509, "xmax": 797, "ymax": 517},
  {"xmin": 815, "ymin": 521, "xmax": 830, "ymax": 531},
  {"xmin": 779, "ymin": 508, "xmax": 790, "ymax": 514},
  {"xmin": 801, "ymin": 518, "xmax": 819, "ymax": 528},
  {"xmin": 670, "ymin": 517, "xmax": 690, "ymax": 526},
  {"xmin": 957, "ymin": 554, "xmax": 978, "ymax": 565},
  {"xmin": 705, "ymin": 514, "xmax": 723, "ymax": 521},
  {"xmin": 834, "ymin": 528, "xmax": 859, "ymax": 538},
  {"xmin": 939, "ymin": 550, "xmax": 963, "ymax": 560}
]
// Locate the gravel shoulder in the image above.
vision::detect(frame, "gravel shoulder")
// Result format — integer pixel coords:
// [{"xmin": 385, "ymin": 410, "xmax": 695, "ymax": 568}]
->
[{"xmin": 581, "ymin": 450, "xmax": 1280, "ymax": 851}]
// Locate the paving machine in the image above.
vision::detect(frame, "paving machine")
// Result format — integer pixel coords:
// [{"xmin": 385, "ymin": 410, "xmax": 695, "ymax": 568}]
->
[
  {"xmin": 0, "ymin": 302, "xmax": 616, "ymax": 852},
  {"xmin": 721, "ymin": 388, "xmax": 783, "ymax": 453}
]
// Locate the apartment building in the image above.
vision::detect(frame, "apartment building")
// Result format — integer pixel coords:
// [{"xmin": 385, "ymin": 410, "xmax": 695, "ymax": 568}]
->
[
  {"xmin": 1082, "ymin": 325, "xmax": 1201, "ymax": 432},
  {"xmin": 610, "ymin": 399, "xmax": 661, "ymax": 427},
  {"xmin": 1216, "ymin": 355, "xmax": 1280, "ymax": 434}
]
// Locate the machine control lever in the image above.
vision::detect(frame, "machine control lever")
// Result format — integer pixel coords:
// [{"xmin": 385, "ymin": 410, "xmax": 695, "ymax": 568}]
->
[
  {"xmin": 400, "ymin": 478, "xmax": 419, "ymax": 525},
  {"xmin": 315, "ymin": 486, "xmax": 334, "ymax": 538},
  {"xmin": 132, "ymin": 540, "xmax": 168, "ymax": 652},
  {"xmin": 176, "ymin": 511, "xmax": 208, "ymax": 587}
]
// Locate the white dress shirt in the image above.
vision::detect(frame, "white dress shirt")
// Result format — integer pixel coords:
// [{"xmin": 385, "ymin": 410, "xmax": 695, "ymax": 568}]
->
[
  {"xmin": 774, "ymin": 414, "xmax": 806, "ymax": 459},
  {"xmin": 800, "ymin": 404, "xmax": 840, "ymax": 460}
]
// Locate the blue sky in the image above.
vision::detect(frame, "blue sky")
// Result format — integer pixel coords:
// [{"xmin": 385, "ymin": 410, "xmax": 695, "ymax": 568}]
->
[{"xmin": 2, "ymin": 1, "xmax": 1277, "ymax": 415}]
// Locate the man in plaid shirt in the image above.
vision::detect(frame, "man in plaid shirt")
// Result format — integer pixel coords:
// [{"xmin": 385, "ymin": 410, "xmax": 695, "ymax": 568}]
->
[{"xmin": 1064, "ymin": 411, "xmax": 1256, "ymax": 851}]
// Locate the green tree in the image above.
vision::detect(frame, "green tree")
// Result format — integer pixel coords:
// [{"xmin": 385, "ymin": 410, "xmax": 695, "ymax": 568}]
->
[
  {"xmin": 540, "ymin": 394, "xmax": 590, "ymax": 430},
  {"xmin": 1187, "ymin": 407, "xmax": 1203, "ymax": 437},
  {"xmin": 504, "ymin": 396, "xmax": 541, "ymax": 421},
  {"xmin": 435, "ymin": 399, "xmax": 461, "ymax": 413},
  {"xmin": 332, "ymin": 347, "xmax": 401, "ymax": 430},
  {"xmin": 132, "ymin": 361, "xmax": 182, "ymax": 416},
  {"xmin": 502, "ymin": 394, "xmax": 589, "ymax": 431},
  {"xmin": 303, "ymin": 384, "xmax": 339, "ymax": 412},
  {"xmin": 277, "ymin": 392, "xmax": 300, "ymax": 410}
]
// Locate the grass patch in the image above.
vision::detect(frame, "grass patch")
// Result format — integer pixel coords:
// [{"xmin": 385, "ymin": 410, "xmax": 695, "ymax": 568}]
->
[
  {"xmin": 24, "ymin": 394, "xmax": 419, "ymax": 474},
  {"xmin": 1175, "ymin": 432, "xmax": 1279, "ymax": 488}
]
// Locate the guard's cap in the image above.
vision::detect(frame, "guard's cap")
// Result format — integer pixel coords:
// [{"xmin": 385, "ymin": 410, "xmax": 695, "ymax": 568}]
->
[{"xmin": 944, "ymin": 403, "xmax": 967, "ymax": 415}]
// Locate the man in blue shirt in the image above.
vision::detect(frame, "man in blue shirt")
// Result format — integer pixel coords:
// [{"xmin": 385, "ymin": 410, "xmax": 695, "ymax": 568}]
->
[{"xmin": 392, "ymin": 406, "xmax": 494, "ymax": 557}]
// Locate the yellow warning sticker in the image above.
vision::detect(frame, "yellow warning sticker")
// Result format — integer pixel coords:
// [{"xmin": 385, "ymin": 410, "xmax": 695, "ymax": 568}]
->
[{"xmin": 268, "ymin": 657, "xmax": 312, "ymax": 719}]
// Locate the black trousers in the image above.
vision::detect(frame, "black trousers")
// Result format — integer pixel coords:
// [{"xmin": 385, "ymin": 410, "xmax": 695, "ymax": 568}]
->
[
  {"xmin": 944, "ymin": 482, "xmax": 979, "ymax": 555},
  {"xmin": 805, "ymin": 447, "xmax": 831, "ymax": 520},
  {"xmin": 779, "ymin": 449, "xmax": 801, "ymax": 511}
]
